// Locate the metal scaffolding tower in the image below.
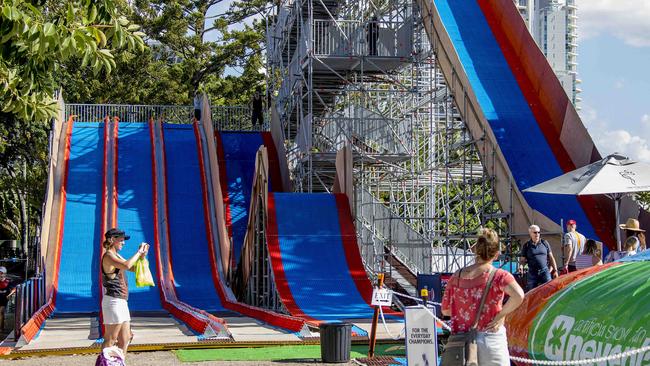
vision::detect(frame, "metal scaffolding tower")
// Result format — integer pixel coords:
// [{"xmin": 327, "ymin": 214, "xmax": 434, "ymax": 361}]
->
[{"xmin": 267, "ymin": 0, "xmax": 511, "ymax": 285}]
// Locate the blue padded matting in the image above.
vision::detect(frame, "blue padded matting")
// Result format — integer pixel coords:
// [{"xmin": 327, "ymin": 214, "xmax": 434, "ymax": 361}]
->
[
  {"xmin": 219, "ymin": 132, "xmax": 265, "ymax": 265},
  {"xmin": 116, "ymin": 123, "xmax": 162, "ymax": 311},
  {"xmin": 57, "ymin": 123, "xmax": 104, "ymax": 313},
  {"xmin": 273, "ymin": 193, "xmax": 374, "ymax": 320},
  {"xmin": 163, "ymin": 124, "xmax": 224, "ymax": 311},
  {"xmin": 435, "ymin": 0, "xmax": 597, "ymax": 240}
]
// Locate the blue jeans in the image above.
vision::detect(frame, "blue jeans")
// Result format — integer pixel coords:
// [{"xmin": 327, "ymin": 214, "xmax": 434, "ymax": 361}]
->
[{"xmin": 527, "ymin": 267, "xmax": 551, "ymax": 291}]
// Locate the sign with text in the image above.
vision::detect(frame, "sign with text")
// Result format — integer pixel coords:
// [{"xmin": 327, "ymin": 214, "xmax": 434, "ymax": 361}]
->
[
  {"xmin": 405, "ymin": 306, "xmax": 437, "ymax": 366},
  {"xmin": 371, "ymin": 288, "xmax": 393, "ymax": 306}
]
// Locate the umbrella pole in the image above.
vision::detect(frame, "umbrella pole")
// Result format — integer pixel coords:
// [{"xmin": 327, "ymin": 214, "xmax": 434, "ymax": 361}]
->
[{"xmin": 615, "ymin": 196, "xmax": 622, "ymax": 251}]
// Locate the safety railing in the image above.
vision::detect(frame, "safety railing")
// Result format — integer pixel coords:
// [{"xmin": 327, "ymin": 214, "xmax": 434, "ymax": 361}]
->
[
  {"xmin": 65, "ymin": 104, "xmax": 258, "ymax": 130},
  {"xmin": 65, "ymin": 104, "xmax": 194, "ymax": 123},
  {"xmin": 312, "ymin": 19, "xmax": 412, "ymax": 57},
  {"xmin": 13, "ymin": 273, "xmax": 46, "ymax": 339},
  {"xmin": 211, "ymin": 105, "xmax": 261, "ymax": 131}
]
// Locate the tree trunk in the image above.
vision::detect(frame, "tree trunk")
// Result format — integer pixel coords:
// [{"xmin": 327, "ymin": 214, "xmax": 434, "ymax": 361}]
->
[{"xmin": 19, "ymin": 188, "xmax": 28, "ymax": 257}]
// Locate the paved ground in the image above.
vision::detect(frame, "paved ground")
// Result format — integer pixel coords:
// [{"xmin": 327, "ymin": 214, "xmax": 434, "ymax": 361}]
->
[{"xmin": 6, "ymin": 351, "xmax": 359, "ymax": 365}]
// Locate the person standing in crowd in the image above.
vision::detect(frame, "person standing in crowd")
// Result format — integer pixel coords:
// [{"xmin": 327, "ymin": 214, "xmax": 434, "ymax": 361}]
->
[
  {"xmin": 619, "ymin": 218, "xmax": 646, "ymax": 251},
  {"xmin": 578, "ymin": 239, "xmax": 602, "ymax": 268},
  {"xmin": 519, "ymin": 224, "xmax": 559, "ymax": 291},
  {"xmin": 562, "ymin": 219, "xmax": 586, "ymax": 273},
  {"xmin": 101, "ymin": 228, "xmax": 149, "ymax": 357},
  {"xmin": 605, "ymin": 236, "xmax": 639, "ymax": 263},
  {"xmin": 250, "ymin": 89, "xmax": 264, "ymax": 129},
  {"xmin": 0, "ymin": 266, "xmax": 16, "ymax": 331},
  {"xmin": 442, "ymin": 228, "xmax": 525, "ymax": 366}
]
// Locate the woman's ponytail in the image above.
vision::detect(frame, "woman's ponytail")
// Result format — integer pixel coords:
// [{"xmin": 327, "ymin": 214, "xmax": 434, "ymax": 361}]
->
[{"xmin": 475, "ymin": 228, "xmax": 500, "ymax": 261}]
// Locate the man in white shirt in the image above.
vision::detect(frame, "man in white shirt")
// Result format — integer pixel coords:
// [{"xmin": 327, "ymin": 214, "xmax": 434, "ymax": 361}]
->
[{"xmin": 563, "ymin": 219, "xmax": 586, "ymax": 273}]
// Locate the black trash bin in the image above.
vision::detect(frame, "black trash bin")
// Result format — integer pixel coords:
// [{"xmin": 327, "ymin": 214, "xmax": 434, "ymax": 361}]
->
[{"xmin": 319, "ymin": 322, "xmax": 352, "ymax": 363}]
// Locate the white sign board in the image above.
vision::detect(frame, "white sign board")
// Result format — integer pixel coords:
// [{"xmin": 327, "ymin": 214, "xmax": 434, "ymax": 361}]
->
[
  {"xmin": 405, "ymin": 306, "xmax": 437, "ymax": 366},
  {"xmin": 371, "ymin": 288, "xmax": 392, "ymax": 306}
]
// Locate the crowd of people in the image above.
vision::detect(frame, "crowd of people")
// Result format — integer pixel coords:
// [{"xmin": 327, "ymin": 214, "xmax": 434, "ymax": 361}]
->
[{"xmin": 440, "ymin": 217, "xmax": 645, "ymax": 365}]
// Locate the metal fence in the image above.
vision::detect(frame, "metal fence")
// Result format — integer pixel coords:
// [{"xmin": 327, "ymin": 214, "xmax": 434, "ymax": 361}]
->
[
  {"xmin": 65, "ymin": 104, "xmax": 195, "ymax": 123},
  {"xmin": 13, "ymin": 273, "xmax": 46, "ymax": 339},
  {"xmin": 312, "ymin": 19, "xmax": 412, "ymax": 57},
  {"xmin": 65, "ymin": 104, "xmax": 261, "ymax": 131}
]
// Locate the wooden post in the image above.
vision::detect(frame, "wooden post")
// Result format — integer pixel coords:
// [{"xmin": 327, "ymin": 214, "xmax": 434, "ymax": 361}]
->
[{"xmin": 368, "ymin": 273, "xmax": 385, "ymax": 358}]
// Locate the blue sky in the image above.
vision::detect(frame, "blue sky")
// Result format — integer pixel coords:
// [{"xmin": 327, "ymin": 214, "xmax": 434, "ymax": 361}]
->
[{"xmin": 576, "ymin": 0, "xmax": 650, "ymax": 162}]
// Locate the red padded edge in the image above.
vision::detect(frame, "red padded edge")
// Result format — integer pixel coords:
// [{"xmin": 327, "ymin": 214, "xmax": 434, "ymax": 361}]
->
[
  {"xmin": 478, "ymin": 0, "xmax": 616, "ymax": 248},
  {"xmin": 335, "ymin": 194, "xmax": 374, "ymax": 301},
  {"xmin": 335, "ymin": 194, "xmax": 402, "ymax": 316},
  {"xmin": 21, "ymin": 118, "xmax": 74, "ymax": 342},
  {"xmin": 214, "ymin": 132, "xmax": 233, "ymax": 238},
  {"xmin": 149, "ymin": 120, "xmax": 214, "ymax": 334},
  {"xmin": 265, "ymin": 193, "xmax": 319, "ymax": 323},
  {"xmin": 261, "ymin": 132, "xmax": 283, "ymax": 192},
  {"xmin": 197, "ymin": 125, "xmax": 307, "ymax": 331},
  {"xmin": 98, "ymin": 117, "xmax": 110, "ymax": 335}
]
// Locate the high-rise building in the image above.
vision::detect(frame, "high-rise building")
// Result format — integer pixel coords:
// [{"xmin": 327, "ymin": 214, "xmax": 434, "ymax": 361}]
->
[{"xmin": 514, "ymin": 0, "xmax": 581, "ymax": 109}]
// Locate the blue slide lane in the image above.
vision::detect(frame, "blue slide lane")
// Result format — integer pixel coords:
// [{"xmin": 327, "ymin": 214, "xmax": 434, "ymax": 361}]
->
[
  {"xmin": 57, "ymin": 123, "xmax": 104, "ymax": 313},
  {"xmin": 219, "ymin": 132, "xmax": 265, "ymax": 265},
  {"xmin": 163, "ymin": 124, "xmax": 224, "ymax": 311},
  {"xmin": 116, "ymin": 123, "xmax": 162, "ymax": 311},
  {"xmin": 272, "ymin": 193, "xmax": 374, "ymax": 320},
  {"xmin": 435, "ymin": 0, "xmax": 596, "ymax": 239}
]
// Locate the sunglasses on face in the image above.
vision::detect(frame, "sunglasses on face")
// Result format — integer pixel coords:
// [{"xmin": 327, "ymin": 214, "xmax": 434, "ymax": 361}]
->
[{"xmin": 532, "ymin": 231, "xmax": 540, "ymax": 234}]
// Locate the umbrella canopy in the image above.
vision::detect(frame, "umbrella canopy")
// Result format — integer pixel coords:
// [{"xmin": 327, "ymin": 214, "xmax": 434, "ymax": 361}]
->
[
  {"xmin": 524, "ymin": 154, "xmax": 650, "ymax": 196},
  {"xmin": 524, "ymin": 154, "xmax": 650, "ymax": 250}
]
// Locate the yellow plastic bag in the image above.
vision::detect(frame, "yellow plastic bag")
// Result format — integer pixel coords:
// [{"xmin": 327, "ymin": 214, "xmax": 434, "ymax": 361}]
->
[{"xmin": 135, "ymin": 258, "xmax": 155, "ymax": 287}]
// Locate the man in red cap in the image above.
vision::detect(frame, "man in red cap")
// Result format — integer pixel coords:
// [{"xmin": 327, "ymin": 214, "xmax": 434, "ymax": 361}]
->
[{"xmin": 563, "ymin": 219, "xmax": 586, "ymax": 273}]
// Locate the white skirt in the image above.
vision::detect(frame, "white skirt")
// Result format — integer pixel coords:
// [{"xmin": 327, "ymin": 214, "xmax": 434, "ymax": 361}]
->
[
  {"xmin": 477, "ymin": 326, "xmax": 510, "ymax": 366},
  {"xmin": 102, "ymin": 295, "xmax": 131, "ymax": 325}
]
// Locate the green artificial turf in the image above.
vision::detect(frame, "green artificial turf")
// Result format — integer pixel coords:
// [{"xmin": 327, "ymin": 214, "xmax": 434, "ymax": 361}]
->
[{"xmin": 174, "ymin": 343, "xmax": 405, "ymax": 362}]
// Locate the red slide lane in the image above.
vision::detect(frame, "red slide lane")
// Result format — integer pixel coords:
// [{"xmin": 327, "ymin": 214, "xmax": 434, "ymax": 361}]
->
[
  {"xmin": 477, "ymin": 0, "xmax": 616, "ymax": 248},
  {"xmin": 264, "ymin": 194, "xmax": 320, "ymax": 323},
  {"xmin": 260, "ymin": 132, "xmax": 283, "ymax": 193},
  {"xmin": 335, "ymin": 195, "xmax": 374, "ymax": 303},
  {"xmin": 196, "ymin": 123, "xmax": 308, "ymax": 332},
  {"xmin": 98, "ymin": 117, "xmax": 110, "ymax": 336},
  {"xmin": 214, "ymin": 132, "xmax": 233, "ymax": 238},
  {"xmin": 149, "ymin": 119, "xmax": 225, "ymax": 335}
]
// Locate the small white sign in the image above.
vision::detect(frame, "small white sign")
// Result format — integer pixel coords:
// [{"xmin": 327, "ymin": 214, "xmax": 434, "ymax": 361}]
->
[
  {"xmin": 371, "ymin": 288, "xmax": 393, "ymax": 306},
  {"xmin": 405, "ymin": 306, "xmax": 437, "ymax": 366}
]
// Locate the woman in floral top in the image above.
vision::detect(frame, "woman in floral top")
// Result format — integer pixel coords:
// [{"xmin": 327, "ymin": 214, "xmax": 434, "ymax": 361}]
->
[{"xmin": 441, "ymin": 228, "xmax": 525, "ymax": 365}]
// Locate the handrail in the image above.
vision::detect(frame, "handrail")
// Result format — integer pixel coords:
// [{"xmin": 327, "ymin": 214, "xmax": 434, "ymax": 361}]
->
[
  {"xmin": 13, "ymin": 273, "xmax": 46, "ymax": 341},
  {"xmin": 233, "ymin": 147, "xmax": 270, "ymax": 299}
]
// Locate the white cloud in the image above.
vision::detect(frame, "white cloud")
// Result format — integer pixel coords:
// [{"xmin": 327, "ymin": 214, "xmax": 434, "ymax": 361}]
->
[
  {"xmin": 581, "ymin": 106, "xmax": 650, "ymax": 163},
  {"xmin": 576, "ymin": 0, "xmax": 650, "ymax": 47}
]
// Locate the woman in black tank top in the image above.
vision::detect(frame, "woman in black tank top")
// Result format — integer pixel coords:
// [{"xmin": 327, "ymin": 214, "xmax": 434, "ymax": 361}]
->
[{"xmin": 101, "ymin": 228, "xmax": 149, "ymax": 357}]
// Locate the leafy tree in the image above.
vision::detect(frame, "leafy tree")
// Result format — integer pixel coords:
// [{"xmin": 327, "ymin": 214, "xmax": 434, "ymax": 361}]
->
[
  {"xmin": 0, "ymin": 0, "xmax": 145, "ymax": 255},
  {"xmin": 58, "ymin": 47, "xmax": 191, "ymax": 105},
  {"xmin": 1, "ymin": 0, "xmax": 146, "ymax": 122},
  {"xmin": 131, "ymin": 0, "xmax": 267, "ymax": 102}
]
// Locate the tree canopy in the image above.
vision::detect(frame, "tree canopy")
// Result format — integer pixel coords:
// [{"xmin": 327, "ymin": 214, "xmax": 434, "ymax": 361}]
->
[{"xmin": 0, "ymin": 0, "xmax": 145, "ymax": 252}]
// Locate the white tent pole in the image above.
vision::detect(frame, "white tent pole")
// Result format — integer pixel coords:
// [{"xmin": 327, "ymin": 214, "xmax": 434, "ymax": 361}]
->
[{"xmin": 615, "ymin": 195, "xmax": 622, "ymax": 251}]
